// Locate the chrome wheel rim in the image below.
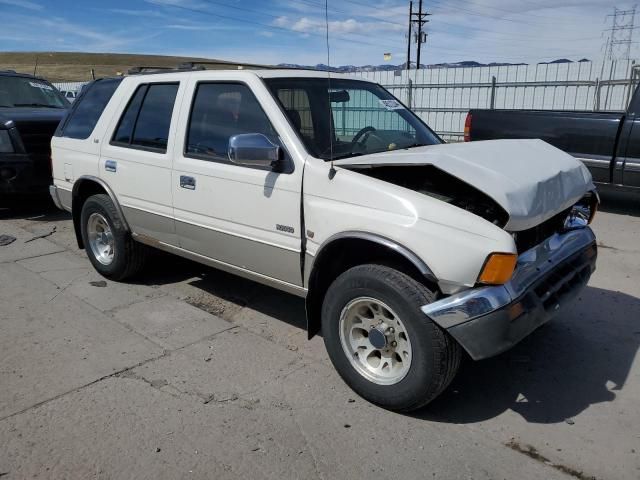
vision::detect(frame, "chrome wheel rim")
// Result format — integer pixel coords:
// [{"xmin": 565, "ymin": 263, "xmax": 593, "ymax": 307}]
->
[
  {"xmin": 339, "ymin": 297, "xmax": 412, "ymax": 385},
  {"xmin": 87, "ymin": 213, "xmax": 114, "ymax": 266}
]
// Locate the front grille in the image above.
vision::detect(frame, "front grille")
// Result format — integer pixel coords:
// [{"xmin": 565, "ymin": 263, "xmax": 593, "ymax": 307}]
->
[
  {"xmin": 18, "ymin": 124, "xmax": 58, "ymax": 155},
  {"xmin": 532, "ymin": 243, "xmax": 596, "ymax": 312},
  {"xmin": 512, "ymin": 208, "xmax": 570, "ymax": 253}
]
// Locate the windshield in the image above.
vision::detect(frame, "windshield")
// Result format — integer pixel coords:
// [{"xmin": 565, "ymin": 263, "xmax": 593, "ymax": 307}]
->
[
  {"xmin": 264, "ymin": 77, "xmax": 441, "ymax": 160},
  {"xmin": 0, "ymin": 75, "xmax": 68, "ymax": 108}
]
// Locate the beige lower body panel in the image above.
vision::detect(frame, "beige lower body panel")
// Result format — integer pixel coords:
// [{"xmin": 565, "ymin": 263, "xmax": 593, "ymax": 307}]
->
[
  {"xmin": 175, "ymin": 220, "xmax": 302, "ymax": 287},
  {"xmin": 122, "ymin": 205, "xmax": 304, "ymax": 297}
]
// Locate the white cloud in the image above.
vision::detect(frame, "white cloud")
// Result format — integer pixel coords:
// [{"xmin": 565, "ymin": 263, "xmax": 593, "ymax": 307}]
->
[
  {"xmin": 0, "ymin": 0, "xmax": 43, "ymax": 11},
  {"xmin": 273, "ymin": 15, "xmax": 402, "ymax": 36}
]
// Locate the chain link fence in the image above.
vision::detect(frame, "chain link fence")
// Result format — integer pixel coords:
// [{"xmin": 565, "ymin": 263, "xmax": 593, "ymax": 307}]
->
[{"xmin": 355, "ymin": 59, "xmax": 638, "ymax": 142}]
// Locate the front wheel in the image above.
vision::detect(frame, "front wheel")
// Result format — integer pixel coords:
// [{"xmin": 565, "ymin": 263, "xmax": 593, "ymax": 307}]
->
[{"xmin": 321, "ymin": 264, "xmax": 461, "ymax": 412}]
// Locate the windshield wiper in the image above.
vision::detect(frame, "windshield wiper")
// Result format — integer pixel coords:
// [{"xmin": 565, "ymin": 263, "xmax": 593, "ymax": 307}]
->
[
  {"xmin": 12, "ymin": 103, "xmax": 64, "ymax": 109},
  {"xmin": 330, "ymin": 151, "xmax": 367, "ymax": 161},
  {"xmin": 402, "ymin": 143, "xmax": 429, "ymax": 149}
]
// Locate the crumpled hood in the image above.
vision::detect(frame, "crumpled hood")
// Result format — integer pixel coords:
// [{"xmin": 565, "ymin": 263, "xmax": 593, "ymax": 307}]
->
[{"xmin": 334, "ymin": 139, "xmax": 594, "ymax": 231}]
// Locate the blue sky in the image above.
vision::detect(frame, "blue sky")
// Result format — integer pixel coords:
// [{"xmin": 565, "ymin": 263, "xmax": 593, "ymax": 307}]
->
[{"xmin": 0, "ymin": 0, "xmax": 631, "ymax": 66}]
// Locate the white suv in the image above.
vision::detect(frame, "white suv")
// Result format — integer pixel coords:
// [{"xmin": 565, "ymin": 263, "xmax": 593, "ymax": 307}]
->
[{"xmin": 50, "ymin": 68, "xmax": 598, "ymax": 411}]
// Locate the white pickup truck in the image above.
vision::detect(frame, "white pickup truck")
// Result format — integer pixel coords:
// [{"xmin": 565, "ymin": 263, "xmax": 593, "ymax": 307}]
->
[{"xmin": 50, "ymin": 68, "xmax": 598, "ymax": 411}]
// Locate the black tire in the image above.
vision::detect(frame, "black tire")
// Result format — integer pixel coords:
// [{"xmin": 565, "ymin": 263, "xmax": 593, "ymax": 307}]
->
[
  {"xmin": 80, "ymin": 194, "xmax": 147, "ymax": 281},
  {"xmin": 321, "ymin": 264, "xmax": 461, "ymax": 412}
]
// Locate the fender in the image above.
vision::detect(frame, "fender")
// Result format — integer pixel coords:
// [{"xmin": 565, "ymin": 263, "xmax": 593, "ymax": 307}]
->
[
  {"xmin": 304, "ymin": 231, "xmax": 438, "ymax": 338},
  {"xmin": 71, "ymin": 175, "xmax": 130, "ymax": 248},
  {"xmin": 306, "ymin": 231, "xmax": 437, "ymax": 285}
]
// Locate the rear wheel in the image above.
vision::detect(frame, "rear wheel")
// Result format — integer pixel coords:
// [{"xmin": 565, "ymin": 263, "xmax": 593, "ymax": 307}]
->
[
  {"xmin": 80, "ymin": 194, "xmax": 147, "ymax": 280},
  {"xmin": 321, "ymin": 264, "xmax": 461, "ymax": 412}
]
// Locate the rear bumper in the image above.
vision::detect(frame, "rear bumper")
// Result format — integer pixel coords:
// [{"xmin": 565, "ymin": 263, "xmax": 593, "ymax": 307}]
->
[
  {"xmin": 422, "ymin": 227, "xmax": 597, "ymax": 360},
  {"xmin": 0, "ymin": 153, "xmax": 51, "ymax": 196},
  {"xmin": 49, "ymin": 184, "xmax": 72, "ymax": 212}
]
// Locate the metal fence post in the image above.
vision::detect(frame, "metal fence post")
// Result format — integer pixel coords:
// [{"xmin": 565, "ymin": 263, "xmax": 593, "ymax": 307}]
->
[
  {"xmin": 407, "ymin": 78, "xmax": 413, "ymax": 109},
  {"xmin": 593, "ymin": 78, "xmax": 600, "ymax": 111},
  {"xmin": 489, "ymin": 76, "xmax": 497, "ymax": 109}
]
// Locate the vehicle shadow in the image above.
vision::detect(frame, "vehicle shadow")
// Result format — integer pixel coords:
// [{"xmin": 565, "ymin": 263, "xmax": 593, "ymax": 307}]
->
[
  {"xmin": 416, "ymin": 286, "xmax": 640, "ymax": 424},
  {"xmin": 135, "ymin": 250, "xmax": 308, "ymax": 331},
  {"xmin": 0, "ymin": 196, "xmax": 67, "ymax": 221}
]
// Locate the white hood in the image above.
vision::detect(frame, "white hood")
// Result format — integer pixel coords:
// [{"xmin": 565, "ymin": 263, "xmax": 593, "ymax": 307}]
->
[{"xmin": 334, "ymin": 139, "xmax": 594, "ymax": 231}]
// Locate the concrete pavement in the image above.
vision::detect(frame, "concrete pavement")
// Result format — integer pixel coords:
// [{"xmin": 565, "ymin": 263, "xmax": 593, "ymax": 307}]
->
[{"xmin": 0, "ymin": 193, "xmax": 639, "ymax": 479}]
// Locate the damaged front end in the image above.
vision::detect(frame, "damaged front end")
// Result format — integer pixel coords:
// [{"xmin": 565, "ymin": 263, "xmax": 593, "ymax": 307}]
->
[
  {"xmin": 335, "ymin": 141, "xmax": 599, "ymax": 360},
  {"xmin": 348, "ymin": 164, "xmax": 510, "ymax": 227}
]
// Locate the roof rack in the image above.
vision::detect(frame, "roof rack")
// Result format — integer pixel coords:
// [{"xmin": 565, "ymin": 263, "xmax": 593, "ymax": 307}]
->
[
  {"xmin": 125, "ymin": 60, "xmax": 306, "ymax": 77},
  {"xmin": 177, "ymin": 60, "xmax": 279, "ymax": 70},
  {"xmin": 127, "ymin": 66, "xmax": 184, "ymax": 75}
]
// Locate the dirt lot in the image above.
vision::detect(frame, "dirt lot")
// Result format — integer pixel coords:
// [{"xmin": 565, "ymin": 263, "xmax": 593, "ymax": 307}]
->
[{"xmin": 0, "ymin": 190, "xmax": 639, "ymax": 479}]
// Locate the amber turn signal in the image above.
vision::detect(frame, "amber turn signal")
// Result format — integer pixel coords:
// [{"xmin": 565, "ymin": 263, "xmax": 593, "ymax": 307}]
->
[{"xmin": 478, "ymin": 253, "xmax": 518, "ymax": 285}]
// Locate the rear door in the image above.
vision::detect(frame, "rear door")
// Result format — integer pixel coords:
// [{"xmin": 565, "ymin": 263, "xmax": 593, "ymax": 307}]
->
[
  {"xmin": 100, "ymin": 78, "xmax": 186, "ymax": 246},
  {"xmin": 171, "ymin": 75, "xmax": 304, "ymax": 290}
]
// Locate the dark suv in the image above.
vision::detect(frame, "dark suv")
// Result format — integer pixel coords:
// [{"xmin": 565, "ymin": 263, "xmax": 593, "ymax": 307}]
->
[{"xmin": 0, "ymin": 70, "xmax": 69, "ymax": 199}]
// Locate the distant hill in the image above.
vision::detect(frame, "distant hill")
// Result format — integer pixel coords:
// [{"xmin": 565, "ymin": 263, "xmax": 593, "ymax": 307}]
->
[
  {"xmin": 0, "ymin": 52, "xmax": 255, "ymax": 82},
  {"xmin": 0, "ymin": 52, "xmax": 592, "ymax": 82},
  {"xmin": 279, "ymin": 58, "xmax": 589, "ymax": 72}
]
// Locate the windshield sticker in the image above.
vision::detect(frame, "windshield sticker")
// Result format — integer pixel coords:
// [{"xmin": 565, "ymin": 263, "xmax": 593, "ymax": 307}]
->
[
  {"xmin": 29, "ymin": 82, "xmax": 53, "ymax": 91},
  {"xmin": 379, "ymin": 99, "xmax": 404, "ymax": 110}
]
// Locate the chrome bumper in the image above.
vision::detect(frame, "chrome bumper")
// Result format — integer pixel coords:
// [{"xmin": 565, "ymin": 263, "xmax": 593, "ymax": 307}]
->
[{"xmin": 422, "ymin": 227, "xmax": 597, "ymax": 360}]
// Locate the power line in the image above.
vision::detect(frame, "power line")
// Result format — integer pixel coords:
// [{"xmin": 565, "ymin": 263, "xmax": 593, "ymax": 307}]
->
[
  {"xmin": 604, "ymin": 6, "xmax": 637, "ymax": 60},
  {"xmin": 146, "ymin": 0, "xmax": 404, "ymax": 50},
  {"xmin": 412, "ymin": 0, "xmax": 430, "ymax": 69},
  {"xmin": 143, "ymin": 0, "xmax": 597, "ymax": 65}
]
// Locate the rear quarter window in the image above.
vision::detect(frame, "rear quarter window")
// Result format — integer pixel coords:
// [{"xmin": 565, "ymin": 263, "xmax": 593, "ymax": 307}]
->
[
  {"xmin": 111, "ymin": 83, "xmax": 179, "ymax": 153},
  {"xmin": 57, "ymin": 78, "xmax": 123, "ymax": 139}
]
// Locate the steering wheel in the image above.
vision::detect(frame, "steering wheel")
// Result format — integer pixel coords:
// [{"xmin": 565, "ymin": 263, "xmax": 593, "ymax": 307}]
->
[{"xmin": 351, "ymin": 126, "xmax": 377, "ymax": 147}]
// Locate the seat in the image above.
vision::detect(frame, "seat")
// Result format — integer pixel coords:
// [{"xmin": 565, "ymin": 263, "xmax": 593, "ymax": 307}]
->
[{"xmin": 284, "ymin": 108, "xmax": 302, "ymax": 133}]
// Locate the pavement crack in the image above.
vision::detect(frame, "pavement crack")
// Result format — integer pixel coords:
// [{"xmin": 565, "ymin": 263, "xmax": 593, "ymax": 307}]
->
[
  {"xmin": 0, "ymin": 327, "xmax": 239, "ymax": 423},
  {"xmin": 24, "ymin": 226, "xmax": 57, "ymax": 243},
  {"xmin": 505, "ymin": 440, "xmax": 598, "ymax": 480},
  {"xmin": 291, "ymin": 406, "xmax": 325, "ymax": 480},
  {"xmin": 0, "ymin": 249, "xmax": 66, "ymax": 264}
]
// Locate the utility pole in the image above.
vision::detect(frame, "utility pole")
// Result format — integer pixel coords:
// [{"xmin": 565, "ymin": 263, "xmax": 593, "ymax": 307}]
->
[
  {"xmin": 411, "ymin": 0, "xmax": 431, "ymax": 69},
  {"xmin": 406, "ymin": 1, "xmax": 413, "ymax": 70},
  {"xmin": 604, "ymin": 6, "xmax": 637, "ymax": 61}
]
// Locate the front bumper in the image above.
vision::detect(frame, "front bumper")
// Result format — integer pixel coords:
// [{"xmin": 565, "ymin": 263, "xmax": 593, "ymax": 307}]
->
[{"xmin": 422, "ymin": 227, "xmax": 597, "ymax": 360}]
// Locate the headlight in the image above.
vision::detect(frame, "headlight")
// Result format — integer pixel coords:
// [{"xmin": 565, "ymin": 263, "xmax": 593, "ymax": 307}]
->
[
  {"xmin": 563, "ymin": 191, "xmax": 598, "ymax": 231},
  {"xmin": 0, "ymin": 130, "xmax": 14, "ymax": 153}
]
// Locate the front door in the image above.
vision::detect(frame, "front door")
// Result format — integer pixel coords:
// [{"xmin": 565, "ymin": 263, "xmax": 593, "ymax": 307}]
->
[{"xmin": 171, "ymin": 79, "xmax": 303, "ymax": 289}]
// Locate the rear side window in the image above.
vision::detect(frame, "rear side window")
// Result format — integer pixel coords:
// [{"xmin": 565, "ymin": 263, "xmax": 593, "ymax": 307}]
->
[
  {"xmin": 60, "ymin": 78, "xmax": 122, "ymax": 139},
  {"xmin": 112, "ymin": 83, "xmax": 178, "ymax": 153}
]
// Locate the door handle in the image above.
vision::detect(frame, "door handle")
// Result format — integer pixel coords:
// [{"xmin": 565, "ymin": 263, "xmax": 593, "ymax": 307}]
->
[
  {"xmin": 180, "ymin": 175, "xmax": 196, "ymax": 190},
  {"xmin": 104, "ymin": 160, "xmax": 117, "ymax": 172}
]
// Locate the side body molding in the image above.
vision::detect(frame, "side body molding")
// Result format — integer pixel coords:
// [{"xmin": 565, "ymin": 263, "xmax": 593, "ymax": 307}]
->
[{"xmin": 71, "ymin": 175, "xmax": 130, "ymax": 248}]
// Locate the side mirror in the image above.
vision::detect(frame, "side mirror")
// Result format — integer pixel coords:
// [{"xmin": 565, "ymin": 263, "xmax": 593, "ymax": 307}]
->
[{"xmin": 228, "ymin": 133, "xmax": 281, "ymax": 168}]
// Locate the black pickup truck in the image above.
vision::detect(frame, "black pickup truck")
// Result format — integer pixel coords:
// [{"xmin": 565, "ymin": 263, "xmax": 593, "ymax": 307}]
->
[
  {"xmin": 0, "ymin": 70, "xmax": 69, "ymax": 199},
  {"xmin": 466, "ymin": 84, "xmax": 640, "ymax": 189}
]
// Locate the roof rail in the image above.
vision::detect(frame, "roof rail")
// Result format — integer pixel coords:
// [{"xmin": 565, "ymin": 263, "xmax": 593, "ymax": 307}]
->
[
  {"xmin": 127, "ymin": 65, "xmax": 189, "ymax": 75},
  {"xmin": 0, "ymin": 69, "xmax": 17, "ymax": 74},
  {"xmin": 178, "ymin": 60, "xmax": 279, "ymax": 70}
]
